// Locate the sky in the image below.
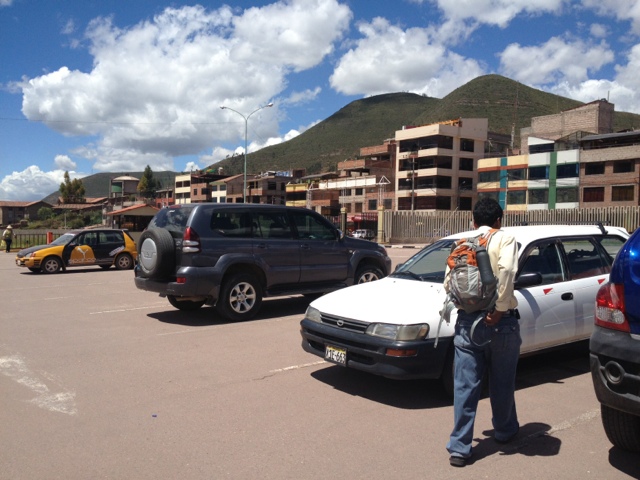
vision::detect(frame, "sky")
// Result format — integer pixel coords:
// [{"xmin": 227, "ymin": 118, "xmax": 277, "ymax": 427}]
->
[{"xmin": 2, "ymin": 0, "xmax": 640, "ymax": 202}]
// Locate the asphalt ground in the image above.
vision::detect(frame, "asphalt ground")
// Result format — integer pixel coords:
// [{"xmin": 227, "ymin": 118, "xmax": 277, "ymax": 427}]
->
[{"xmin": 1, "ymin": 248, "xmax": 639, "ymax": 479}]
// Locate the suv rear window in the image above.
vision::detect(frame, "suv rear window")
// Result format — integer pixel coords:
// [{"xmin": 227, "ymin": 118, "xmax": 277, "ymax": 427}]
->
[{"xmin": 148, "ymin": 206, "xmax": 194, "ymax": 234}]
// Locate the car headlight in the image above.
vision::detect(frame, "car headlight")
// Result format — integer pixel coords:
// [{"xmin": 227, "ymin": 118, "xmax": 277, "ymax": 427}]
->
[
  {"xmin": 366, "ymin": 323, "xmax": 430, "ymax": 341},
  {"xmin": 305, "ymin": 306, "xmax": 322, "ymax": 323}
]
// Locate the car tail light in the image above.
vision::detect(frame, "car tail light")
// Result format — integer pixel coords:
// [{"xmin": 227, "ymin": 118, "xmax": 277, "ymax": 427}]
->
[
  {"xmin": 595, "ymin": 282, "xmax": 630, "ymax": 332},
  {"xmin": 182, "ymin": 227, "xmax": 201, "ymax": 253}
]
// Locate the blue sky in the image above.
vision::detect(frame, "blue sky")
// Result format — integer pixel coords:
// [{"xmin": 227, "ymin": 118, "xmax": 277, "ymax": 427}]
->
[{"xmin": 2, "ymin": 0, "xmax": 640, "ymax": 201}]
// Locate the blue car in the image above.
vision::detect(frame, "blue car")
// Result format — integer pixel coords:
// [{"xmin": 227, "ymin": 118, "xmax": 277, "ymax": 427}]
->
[{"xmin": 590, "ymin": 229, "xmax": 640, "ymax": 452}]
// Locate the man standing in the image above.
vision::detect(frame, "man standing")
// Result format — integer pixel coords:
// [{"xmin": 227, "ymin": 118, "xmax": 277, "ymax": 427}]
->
[
  {"xmin": 446, "ymin": 197, "xmax": 521, "ymax": 467},
  {"xmin": 2, "ymin": 225, "xmax": 14, "ymax": 253}
]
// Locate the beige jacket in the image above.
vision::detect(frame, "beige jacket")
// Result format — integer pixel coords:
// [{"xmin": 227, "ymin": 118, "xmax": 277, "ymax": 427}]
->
[{"xmin": 478, "ymin": 226, "xmax": 518, "ymax": 312}]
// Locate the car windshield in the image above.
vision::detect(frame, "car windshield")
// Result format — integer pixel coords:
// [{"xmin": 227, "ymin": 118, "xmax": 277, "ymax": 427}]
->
[
  {"xmin": 390, "ymin": 239, "xmax": 456, "ymax": 282},
  {"xmin": 50, "ymin": 233, "xmax": 76, "ymax": 246}
]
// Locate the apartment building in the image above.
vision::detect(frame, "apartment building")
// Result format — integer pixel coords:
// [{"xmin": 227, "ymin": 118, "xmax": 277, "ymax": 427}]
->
[
  {"xmin": 394, "ymin": 118, "xmax": 488, "ymax": 211},
  {"xmin": 224, "ymin": 171, "xmax": 294, "ymax": 204}
]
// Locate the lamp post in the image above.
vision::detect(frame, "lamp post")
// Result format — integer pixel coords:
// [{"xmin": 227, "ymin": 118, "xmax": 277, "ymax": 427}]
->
[{"xmin": 220, "ymin": 103, "xmax": 274, "ymax": 203}]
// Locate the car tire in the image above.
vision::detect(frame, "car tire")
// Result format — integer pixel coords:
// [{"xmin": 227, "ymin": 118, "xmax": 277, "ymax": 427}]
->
[
  {"xmin": 138, "ymin": 228, "xmax": 175, "ymax": 279},
  {"xmin": 168, "ymin": 295, "xmax": 206, "ymax": 311},
  {"xmin": 216, "ymin": 273, "xmax": 263, "ymax": 321},
  {"xmin": 355, "ymin": 265, "xmax": 384, "ymax": 284},
  {"xmin": 114, "ymin": 252, "xmax": 134, "ymax": 270},
  {"xmin": 41, "ymin": 256, "xmax": 62, "ymax": 274},
  {"xmin": 601, "ymin": 404, "xmax": 640, "ymax": 452}
]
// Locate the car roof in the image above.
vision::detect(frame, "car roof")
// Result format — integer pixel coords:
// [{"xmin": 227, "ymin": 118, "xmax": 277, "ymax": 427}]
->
[{"xmin": 444, "ymin": 225, "xmax": 629, "ymax": 245}]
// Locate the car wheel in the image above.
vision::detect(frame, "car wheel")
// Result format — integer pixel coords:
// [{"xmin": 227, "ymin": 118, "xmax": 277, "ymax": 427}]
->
[
  {"xmin": 355, "ymin": 265, "xmax": 384, "ymax": 284},
  {"xmin": 601, "ymin": 404, "xmax": 640, "ymax": 452},
  {"xmin": 138, "ymin": 228, "xmax": 175, "ymax": 279},
  {"xmin": 168, "ymin": 295, "xmax": 206, "ymax": 311},
  {"xmin": 216, "ymin": 273, "xmax": 263, "ymax": 321},
  {"xmin": 41, "ymin": 256, "xmax": 62, "ymax": 274},
  {"xmin": 114, "ymin": 253, "xmax": 134, "ymax": 270}
]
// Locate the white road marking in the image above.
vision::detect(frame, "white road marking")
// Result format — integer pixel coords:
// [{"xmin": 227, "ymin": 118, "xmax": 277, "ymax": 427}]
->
[
  {"xmin": 90, "ymin": 303, "xmax": 168, "ymax": 315},
  {"xmin": 269, "ymin": 361, "xmax": 326, "ymax": 373},
  {"xmin": 0, "ymin": 355, "xmax": 77, "ymax": 415}
]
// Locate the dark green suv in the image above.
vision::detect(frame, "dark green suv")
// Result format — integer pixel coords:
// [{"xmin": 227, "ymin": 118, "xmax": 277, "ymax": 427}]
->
[{"xmin": 134, "ymin": 204, "xmax": 391, "ymax": 321}]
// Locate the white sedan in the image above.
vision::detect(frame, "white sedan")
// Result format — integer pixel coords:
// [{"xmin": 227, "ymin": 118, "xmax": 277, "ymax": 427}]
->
[{"xmin": 300, "ymin": 224, "xmax": 629, "ymax": 394}]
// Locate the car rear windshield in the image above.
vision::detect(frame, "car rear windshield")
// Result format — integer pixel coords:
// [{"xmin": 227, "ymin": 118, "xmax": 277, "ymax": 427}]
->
[{"xmin": 148, "ymin": 206, "xmax": 194, "ymax": 234}]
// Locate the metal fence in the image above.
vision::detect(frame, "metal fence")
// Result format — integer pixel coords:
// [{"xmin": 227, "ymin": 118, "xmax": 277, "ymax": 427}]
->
[{"xmin": 382, "ymin": 206, "xmax": 640, "ymax": 244}]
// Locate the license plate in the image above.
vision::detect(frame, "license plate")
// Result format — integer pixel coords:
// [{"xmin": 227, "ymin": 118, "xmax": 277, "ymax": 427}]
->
[{"xmin": 324, "ymin": 345, "xmax": 347, "ymax": 365}]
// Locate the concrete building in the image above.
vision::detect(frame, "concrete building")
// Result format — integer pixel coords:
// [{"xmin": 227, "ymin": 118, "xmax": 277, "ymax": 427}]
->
[{"xmin": 394, "ymin": 119, "xmax": 488, "ymax": 211}]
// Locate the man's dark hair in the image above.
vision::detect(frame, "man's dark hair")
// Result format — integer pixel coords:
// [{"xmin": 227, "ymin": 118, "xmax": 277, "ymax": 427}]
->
[{"xmin": 473, "ymin": 197, "xmax": 503, "ymax": 227}]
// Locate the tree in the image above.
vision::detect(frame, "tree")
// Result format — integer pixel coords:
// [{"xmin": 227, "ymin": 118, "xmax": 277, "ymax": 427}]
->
[
  {"xmin": 59, "ymin": 171, "xmax": 86, "ymax": 204},
  {"xmin": 137, "ymin": 165, "xmax": 158, "ymax": 199}
]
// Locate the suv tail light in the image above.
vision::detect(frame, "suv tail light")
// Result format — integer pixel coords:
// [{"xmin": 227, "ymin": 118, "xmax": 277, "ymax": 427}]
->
[
  {"xmin": 182, "ymin": 227, "xmax": 201, "ymax": 253},
  {"xmin": 595, "ymin": 282, "xmax": 630, "ymax": 332}
]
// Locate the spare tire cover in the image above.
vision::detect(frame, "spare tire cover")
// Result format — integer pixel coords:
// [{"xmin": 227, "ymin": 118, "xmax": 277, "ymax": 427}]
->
[{"xmin": 138, "ymin": 228, "xmax": 175, "ymax": 279}]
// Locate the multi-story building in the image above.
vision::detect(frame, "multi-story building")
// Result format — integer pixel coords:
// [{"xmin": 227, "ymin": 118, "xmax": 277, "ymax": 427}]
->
[
  {"xmin": 477, "ymin": 100, "xmax": 640, "ymax": 211},
  {"xmin": 174, "ymin": 173, "xmax": 192, "ymax": 204},
  {"xmin": 224, "ymin": 171, "xmax": 294, "ymax": 204},
  {"xmin": 394, "ymin": 119, "xmax": 489, "ymax": 211}
]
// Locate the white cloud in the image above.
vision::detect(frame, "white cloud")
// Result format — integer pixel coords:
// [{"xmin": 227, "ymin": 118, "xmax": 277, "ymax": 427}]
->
[
  {"xmin": 0, "ymin": 166, "xmax": 79, "ymax": 202},
  {"xmin": 281, "ymin": 87, "xmax": 322, "ymax": 106},
  {"xmin": 431, "ymin": 0, "xmax": 565, "ymax": 27},
  {"xmin": 498, "ymin": 36, "xmax": 614, "ymax": 85},
  {"xmin": 581, "ymin": 0, "xmax": 640, "ymax": 34},
  {"xmin": 590, "ymin": 23, "xmax": 608, "ymax": 38},
  {"xmin": 330, "ymin": 17, "xmax": 484, "ymax": 98},
  {"xmin": 54, "ymin": 155, "xmax": 76, "ymax": 171},
  {"xmin": 0, "ymin": 0, "xmax": 14, "ymax": 7},
  {"xmin": 19, "ymin": 1, "xmax": 351, "ymax": 176}
]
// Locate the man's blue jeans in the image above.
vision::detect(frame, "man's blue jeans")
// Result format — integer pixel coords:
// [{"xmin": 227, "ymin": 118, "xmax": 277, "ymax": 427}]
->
[{"xmin": 446, "ymin": 310, "xmax": 522, "ymax": 459}]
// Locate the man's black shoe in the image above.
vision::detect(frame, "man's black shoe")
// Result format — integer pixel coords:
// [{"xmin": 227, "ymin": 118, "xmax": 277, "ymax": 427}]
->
[{"xmin": 449, "ymin": 456, "xmax": 466, "ymax": 467}]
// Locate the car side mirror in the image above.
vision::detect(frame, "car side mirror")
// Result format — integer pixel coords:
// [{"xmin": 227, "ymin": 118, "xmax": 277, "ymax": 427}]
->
[
  {"xmin": 514, "ymin": 272, "xmax": 543, "ymax": 289},
  {"xmin": 336, "ymin": 229, "xmax": 345, "ymax": 240}
]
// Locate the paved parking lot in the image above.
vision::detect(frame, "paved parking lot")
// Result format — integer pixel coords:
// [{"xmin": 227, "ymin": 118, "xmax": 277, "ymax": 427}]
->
[{"xmin": 1, "ymin": 249, "xmax": 639, "ymax": 479}]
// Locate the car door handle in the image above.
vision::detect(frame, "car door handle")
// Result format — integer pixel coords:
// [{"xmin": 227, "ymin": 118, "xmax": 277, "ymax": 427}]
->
[
  {"xmin": 300, "ymin": 244, "xmax": 311, "ymax": 250},
  {"xmin": 561, "ymin": 292, "xmax": 573, "ymax": 300},
  {"xmin": 256, "ymin": 242, "xmax": 267, "ymax": 249}
]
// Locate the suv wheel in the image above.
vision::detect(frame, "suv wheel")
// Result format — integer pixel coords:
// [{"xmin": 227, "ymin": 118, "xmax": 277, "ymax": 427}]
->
[
  {"xmin": 168, "ymin": 295, "xmax": 206, "ymax": 311},
  {"xmin": 355, "ymin": 265, "xmax": 383, "ymax": 284},
  {"xmin": 138, "ymin": 228, "xmax": 175, "ymax": 279},
  {"xmin": 217, "ymin": 273, "xmax": 263, "ymax": 321},
  {"xmin": 601, "ymin": 404, "xmax": 640, "ymax": 452}
]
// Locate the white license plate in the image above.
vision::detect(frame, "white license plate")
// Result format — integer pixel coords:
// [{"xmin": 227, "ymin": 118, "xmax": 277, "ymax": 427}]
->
[{"xmin": 325, "ymin": 345, "xmax": 346, "ymax": 365}]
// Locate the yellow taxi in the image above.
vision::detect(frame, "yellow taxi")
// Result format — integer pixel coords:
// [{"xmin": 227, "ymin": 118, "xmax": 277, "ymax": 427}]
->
[{"xmin": 15, "ymin": 229, "xmax": 138, "ymax": 274}]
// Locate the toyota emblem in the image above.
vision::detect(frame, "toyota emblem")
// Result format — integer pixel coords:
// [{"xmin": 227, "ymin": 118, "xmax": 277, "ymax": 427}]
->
[{"xmin": 336, "ymin": 320, "xmax": 344, "ymax": 327}]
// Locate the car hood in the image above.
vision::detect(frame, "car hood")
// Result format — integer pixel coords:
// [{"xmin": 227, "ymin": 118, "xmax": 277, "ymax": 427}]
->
[
  {"xmin": 16, "ymin": 244, "xmax": 51, "ymax": 258},
  {"xmin": 309, "ymin": 276, "xmax": 455, "ymax": 334}
]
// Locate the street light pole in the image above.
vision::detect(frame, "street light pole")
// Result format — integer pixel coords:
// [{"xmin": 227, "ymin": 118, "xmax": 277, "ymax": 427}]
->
[{"xmin": 220, "ymin": 103, "xmax": 274, "ymax": 203}]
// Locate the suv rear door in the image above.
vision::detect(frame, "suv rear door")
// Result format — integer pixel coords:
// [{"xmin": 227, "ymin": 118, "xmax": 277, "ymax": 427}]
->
[
  {"xmin": 252, "ymin": 210, "xmax": 301, "ymax": 286},
  {"xmin": 289, "ymin": 210, "xmax": 349, "ymax": 284}
]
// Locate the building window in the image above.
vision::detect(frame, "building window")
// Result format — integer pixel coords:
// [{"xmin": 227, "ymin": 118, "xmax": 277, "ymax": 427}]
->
[
  {"xmin": 479, "ymin": 170, "xmax": 500, "ymax": 182},
  {"xmin": 383, "ymin": 199, "xmax": 392, "ymax": 209},
  {"xmin": 583, "ymin": 187, "xmax": 605, "ymax": 202},
  {"xmin": 613, "ymin": 160, "xmax": 634, "ymax": 174},
  {"xmin": 612, "ymin": 185, "xmax": 634, "ymax": 201},
  {"xmin": 529, "ymin": 189, "xmax": 549, "ymax": 204},
  {"xmin": 460, "ymin": 138, "xmax": 475, "ymax": 152},
  {"xmin": 529, "ymin": 166, "xmax": 548, "ymax": 180},
  {"xmin": 507, "ymin": 190, "xmax": 526, "ymax": 205},
  {"xmin": 211, "ymin": 185, "xmax": 218, "ymax": 192},
  {"xmin": 220, "ymin": 185, "xmax": 227, "ymax": 191},
  {"xmin": 355, "ymin": 188, "xmax": 363, "ymax": 196},
  {"xmin": 193, "ymin": 188, "xmax": 198, "ymax": 196},
  {"xmin": 585, "ymin": 162, "xmax": 605, "ymax": 175},
  {"xmin": 557, "ymin": 163, "xmax": 579, "ymax": 179},
  {"xmin": 529, "ymin": 143, "xmax": 554, "ymax": 154},
  {"xmin": 556, "ymin": 187, "xmax": 578, "ymax": 203},
  {"xmin": 478, "ymin": 191, "xmax": 499, "ymax": 202},
  {"xmin": 459, "ymin": 158, "xmax": 474, "ymax": 171},
  {"xmin": 505, "ymin": 169, "xmax": 527, "ymax": 181},
  {"xmin": 368, "ymin": 199, "xmax": 377, "ymax": 210}
]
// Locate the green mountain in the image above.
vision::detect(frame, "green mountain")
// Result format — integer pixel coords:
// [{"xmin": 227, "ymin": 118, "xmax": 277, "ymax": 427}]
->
[{"xmin": 45, "ymin": 74, "xmax": 640, "ymax": 200}]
